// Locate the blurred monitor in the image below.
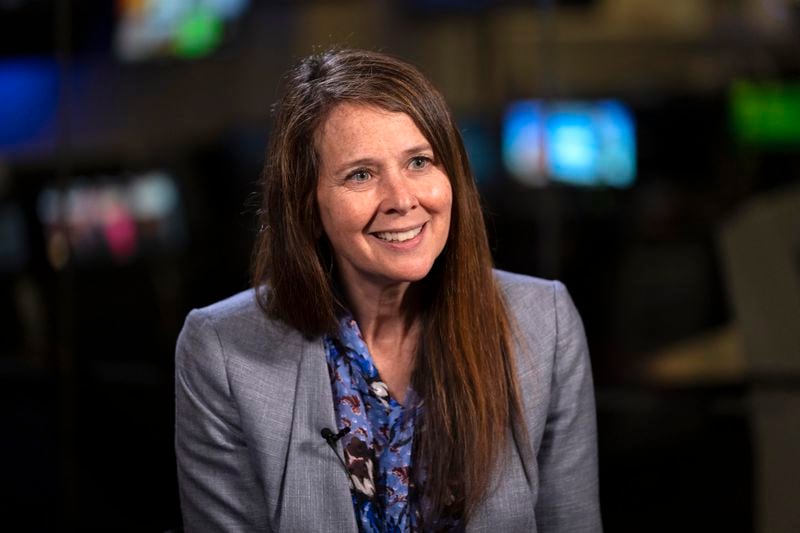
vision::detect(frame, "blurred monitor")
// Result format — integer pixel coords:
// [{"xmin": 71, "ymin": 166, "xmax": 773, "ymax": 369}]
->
[
  {"xmin": 0, "ymin": 57, "xmax": 58, "ymax": 152},
  {"xmin": 730, "ymin": 80, "xmax": 800, "ymax": 147},
  {"xmin": 502, "ymin": 99, "xmax": 636, "ymax": 188},
  {"xmin": 37, "ymin": 170, "xmax": 185, "ymax": 267},
  {"xmin": 115, "ymin": 0, "xmax": 249, "ymax": 61}
]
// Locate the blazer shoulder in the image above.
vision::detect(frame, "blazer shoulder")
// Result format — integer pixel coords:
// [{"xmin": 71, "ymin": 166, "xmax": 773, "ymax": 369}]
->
[
  {"xmin": 494, "ymin": 268, "xmax": 583, "ymax": 328},
  {"xmin": 493, "ymin": 269, "xmax": 564, "ymax": 319},
  {"xmin": 190, "ymin": 287, "xmax": 296, "ymax": 334},
  {"xmin": 179, "ymin": 287, "xmax": 303, "ymax": 370},
  {"xmin": 191, "ymin": 288, "xmax": 262, "ymax": 326},
  {"xmin": 494, "ymin": 269, "xmax": 557, "ymax": 296}
]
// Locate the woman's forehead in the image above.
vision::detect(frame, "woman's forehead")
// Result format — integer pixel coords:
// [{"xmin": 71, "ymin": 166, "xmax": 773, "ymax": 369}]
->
[
  {"xmin": 315, "ymin": 103, "xmax": 431, "ymax": 159},
  {"xmin": 318, "ymin": 102, "xmax": 409, "ymax": 133}
]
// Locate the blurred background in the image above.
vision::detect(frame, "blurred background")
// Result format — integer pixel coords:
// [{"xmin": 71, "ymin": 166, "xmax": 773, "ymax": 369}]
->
[{"xmin": 1, "ymin": 0, "xmax": 799, "ymax": 531}]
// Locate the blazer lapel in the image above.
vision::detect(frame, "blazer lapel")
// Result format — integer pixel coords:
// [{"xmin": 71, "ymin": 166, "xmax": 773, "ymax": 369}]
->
[{"xmin": 276, "ymin": 336, "xmax": 357, "ymax": 532}]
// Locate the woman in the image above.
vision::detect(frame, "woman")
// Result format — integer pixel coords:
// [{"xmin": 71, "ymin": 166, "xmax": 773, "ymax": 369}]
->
[{"xmin": 176, "ymin": 49, "xmax": 600, "ymax": 532}]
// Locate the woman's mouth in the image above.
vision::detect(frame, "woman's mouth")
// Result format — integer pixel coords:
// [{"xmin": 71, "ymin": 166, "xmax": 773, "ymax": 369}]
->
[{"xmin": 372, "ymin": 224, "xmax": 424, "ymax": 243}]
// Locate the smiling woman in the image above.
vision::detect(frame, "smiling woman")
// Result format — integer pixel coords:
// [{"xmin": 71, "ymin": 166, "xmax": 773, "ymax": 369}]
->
[
  {"xmin": 315, "ymin": 103, "xmax": 453, "ymax": 297},
  {"xmin": 175, "ymin": 49, "xmax": 602, "ymax": 532}
]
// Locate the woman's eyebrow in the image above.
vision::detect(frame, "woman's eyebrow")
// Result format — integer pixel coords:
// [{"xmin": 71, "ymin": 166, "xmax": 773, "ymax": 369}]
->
[
  {"xmin": 333, "ymin": 157, "xmax": 380, "ymax": 175},
  {"xmin": 401, "ymin": 143, "xmax": 433, "ymax": 157}
]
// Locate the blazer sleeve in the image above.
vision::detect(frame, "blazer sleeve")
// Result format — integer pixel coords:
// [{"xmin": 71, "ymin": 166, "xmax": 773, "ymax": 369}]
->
[
  {"xmin": 535, "ymin": 281, "xmax": 602, "ymax": 533},
  {"xmin": 175, "ymin": 309, "xmax": 268, "ymax": 532}
]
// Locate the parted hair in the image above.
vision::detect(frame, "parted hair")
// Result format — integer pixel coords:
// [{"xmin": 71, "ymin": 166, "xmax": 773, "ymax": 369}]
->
[{"xmin": 251, "ymin": 48, "xmax": 523, "ymax": 526}]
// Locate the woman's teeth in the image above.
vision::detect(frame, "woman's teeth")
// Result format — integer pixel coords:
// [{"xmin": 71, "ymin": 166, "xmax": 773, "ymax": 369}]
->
[{"xmin": 374, "ymin": 225, "xmax": 423, "ymax": 242}]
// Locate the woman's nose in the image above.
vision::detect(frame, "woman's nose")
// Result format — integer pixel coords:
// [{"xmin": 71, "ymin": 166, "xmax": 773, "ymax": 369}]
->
[{"xmin": 380, "ymin": 172, "xmax": 418, "ymax": 214}]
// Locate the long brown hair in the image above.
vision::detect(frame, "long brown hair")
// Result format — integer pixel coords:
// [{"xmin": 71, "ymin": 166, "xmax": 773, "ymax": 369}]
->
[{"xmin": 251, "ymin": 49, "xmax": 523, "ymax": 525}]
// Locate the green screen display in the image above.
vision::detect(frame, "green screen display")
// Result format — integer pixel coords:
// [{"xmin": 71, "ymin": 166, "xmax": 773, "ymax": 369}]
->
[{"xmin": 730, "ymin": 81, "xmax": 800, "ymax": 146}]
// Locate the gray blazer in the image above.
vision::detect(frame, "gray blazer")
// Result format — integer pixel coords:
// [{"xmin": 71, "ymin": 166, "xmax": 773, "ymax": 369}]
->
[{"xmin": 175, "ymin": 270, "xmax": 601, "ymax": 532}]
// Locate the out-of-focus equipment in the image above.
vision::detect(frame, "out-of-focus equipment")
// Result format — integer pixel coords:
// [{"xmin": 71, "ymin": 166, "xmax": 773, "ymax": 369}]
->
[
  {"xmin": 115, "ymin": 0, "xmax": 250, "ymax": 61},
  {"xmin": 37, "ymin": 170, "xmax": 185, "ymax": 268},
  {"xmin": 730, "ymin": 81, "xmax": 800, "ymax": 148},
  {"xmin": 502, "ymin": 99, "xmax": 636, "ymax": 188},
  {"xmin": 720, "ymin": 183, "xmax": 800, "ymax": 533}
]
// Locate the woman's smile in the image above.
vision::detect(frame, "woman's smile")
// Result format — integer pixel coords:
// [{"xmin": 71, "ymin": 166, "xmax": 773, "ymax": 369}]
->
[
  {"xmin": 371, "ymin": 222, "xmax": 426, "ymax": 243},
  {"xmin": 315, "ymin": 103, "xmax": 452, "ymax": 289}
]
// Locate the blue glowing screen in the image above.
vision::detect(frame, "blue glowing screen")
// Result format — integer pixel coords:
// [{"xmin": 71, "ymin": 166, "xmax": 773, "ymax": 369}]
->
[
  {"xmin": 0, "ymin": 58, "xmax": 58, "ymax": 149},
  {"xmin": 502, "ymin": 99, "xmax": 636, "ymax": 188}
]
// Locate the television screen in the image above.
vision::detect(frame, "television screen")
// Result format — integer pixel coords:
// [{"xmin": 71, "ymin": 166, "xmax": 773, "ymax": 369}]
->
[
  {"xmin": 0, "ymin": 58, "xmax": 58, "ymax": 152},
  {"xmin": 115, "ymin": 0, "xmax": 249, "ymax": 61},
  {"xmin": 730, "ymin": 80, "xmax": 800, "ymax": 147},
  {"xmin": 37, "ymin": 170, "xmax": 185, "ymax": 268},
  {"xmin": 502, "ymin": 99, "xmax": 636, "ymax": 188}
]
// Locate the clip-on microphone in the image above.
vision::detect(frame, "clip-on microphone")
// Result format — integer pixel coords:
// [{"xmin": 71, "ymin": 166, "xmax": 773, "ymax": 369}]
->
[{"xmin": 320, "ymin": 427, "xmax": 353, "ymax": 488}]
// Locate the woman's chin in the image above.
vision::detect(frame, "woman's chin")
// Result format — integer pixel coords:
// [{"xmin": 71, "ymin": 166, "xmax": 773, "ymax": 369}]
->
[{"xmin": 352, "ymin": 265, "xmax": 434, "ymax": 289}]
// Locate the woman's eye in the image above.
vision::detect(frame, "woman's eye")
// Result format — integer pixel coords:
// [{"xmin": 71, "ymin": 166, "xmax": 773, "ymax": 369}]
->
[
  {"xmin": 347, "ymin": 169, "xmax": 371, "ymax": 182},
  {"xmin": 409, "ymin": 156, "xmax": 430, "ymax": 170}
]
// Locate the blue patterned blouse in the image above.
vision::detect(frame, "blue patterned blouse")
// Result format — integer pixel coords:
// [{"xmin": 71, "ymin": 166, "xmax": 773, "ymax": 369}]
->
[{"xmin": 324, "ymin": 314, "xmax": 421, "ymax": 532}]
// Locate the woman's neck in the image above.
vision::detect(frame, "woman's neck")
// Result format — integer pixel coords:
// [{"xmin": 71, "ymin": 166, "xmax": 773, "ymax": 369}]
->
[
  {"xmin": 342, "ymin": 277, "xmax": 419, "ymax": 344},
  {"xmin": 338, "ymin": 274, "xmax": 422, "ymax": 404}
]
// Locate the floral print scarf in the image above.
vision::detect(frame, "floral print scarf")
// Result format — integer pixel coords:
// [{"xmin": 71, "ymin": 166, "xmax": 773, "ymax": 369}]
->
[{"xmin": 324, "ymin": 314, "xmax": 420, "ymax": 532}]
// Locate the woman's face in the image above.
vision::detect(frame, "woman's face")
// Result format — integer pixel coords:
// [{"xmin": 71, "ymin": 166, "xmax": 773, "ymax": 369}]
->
[{"xmin": 315, "ymin": 103, "xmax": 453, "ymax": 291}]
